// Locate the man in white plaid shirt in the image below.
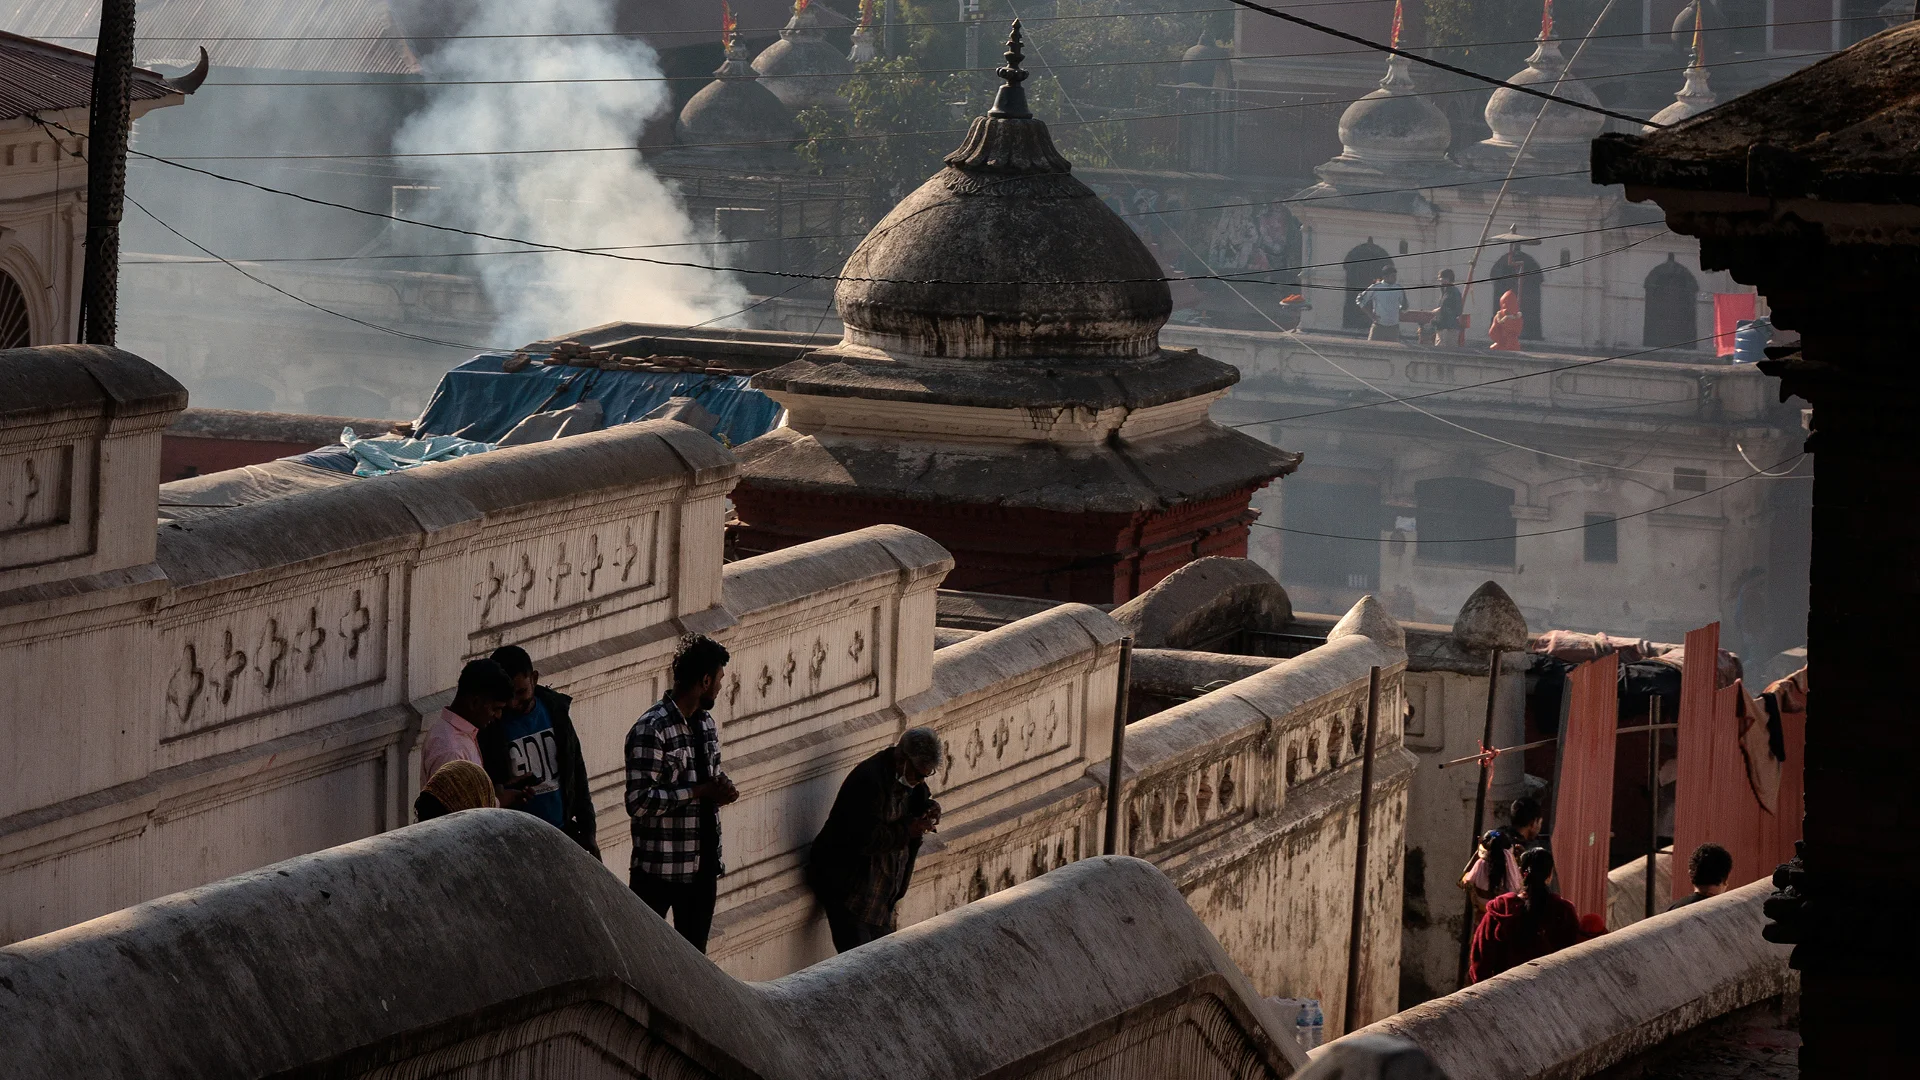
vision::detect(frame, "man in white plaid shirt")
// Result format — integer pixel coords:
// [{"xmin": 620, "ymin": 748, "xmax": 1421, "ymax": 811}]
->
[{"xmin": 625, "ymin": 634, "xmax": 737, "ymax": 952}]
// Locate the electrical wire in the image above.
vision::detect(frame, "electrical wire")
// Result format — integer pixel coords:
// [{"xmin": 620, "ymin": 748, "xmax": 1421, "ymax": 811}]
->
[
  {"xmin": 1222, "ymin": 330, "xmax": 1724, "ymax": 428},
  {"xmin": 1002, "ymin": 8, "xmax": 1739, "ymax": 483},
  {"xmin": 190, "ymin": 19, "xmax": 1858, "ymax": 88},
  {"xmin": 138, "ymin": 50, "xmax": 1816, "ymax": 160},
  {"xmin": 126, "ymin": 195, "xmax": 509, "ymax": 352},
  {"xmin": 36, "ymin": 112, "xmax": 1670, "ymax": 288},
  {"xmin": 1253, "ymin": 453, "xmax": 1809, "ymax": 545},
  {"xmin": 1219, "ymin": 0, "xmax": 1663, "ymax": 127}
]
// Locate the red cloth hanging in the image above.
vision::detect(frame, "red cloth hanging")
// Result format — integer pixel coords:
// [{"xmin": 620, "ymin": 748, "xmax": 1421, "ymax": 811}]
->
[
  {"xmin": 1674, "ymin": 623, "xmax": 1780, "ymax": 898},
  {"xmin": 1713, "ymin": 293, "xmax": 1756, "ymax": 356},
  {"xmin": 1673, "ymin": 623, "xmax": 1720, "ymax": 902},
  {"xmin": 1552, "ymin": 653, "xmax": 1618, "ymax": 920}
]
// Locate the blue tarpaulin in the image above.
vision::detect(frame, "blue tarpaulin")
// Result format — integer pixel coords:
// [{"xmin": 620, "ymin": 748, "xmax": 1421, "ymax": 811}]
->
[{"xmin": 413, "ymin": 353, "xmax": 784, "ymax": 447}]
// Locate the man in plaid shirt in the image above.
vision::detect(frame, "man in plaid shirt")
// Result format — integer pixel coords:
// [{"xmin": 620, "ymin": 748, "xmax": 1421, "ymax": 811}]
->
[{"xmin": 625, "ymin": 634, "xmax": 737, "ymax": 951}]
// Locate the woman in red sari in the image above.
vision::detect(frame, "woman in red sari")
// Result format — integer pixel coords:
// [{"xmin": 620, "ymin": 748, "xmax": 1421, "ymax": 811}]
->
[{"xmin": 1467, "ymin": 846, "xmax": 1582, "ymax": 983}]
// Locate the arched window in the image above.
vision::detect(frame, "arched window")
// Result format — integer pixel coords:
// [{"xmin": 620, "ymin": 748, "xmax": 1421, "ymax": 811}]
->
[
  {"xmin": 1415, "ymin": 477, "xmax": 1516, "ymax": 567},
  {"xmin": 1342, "ymin": 242, "xmax": 1393, "ymax": 330},
  {"xmin": 1643, "ymin": 254, "xmax": 1699, "ymax": 349},
  {"xmin": 1488, "ymin": 248, "xmax": 1543, "ymax": 341},
  {"xmin": 0, "ymin": 269, "xmax": 30, "ymax": 348}
]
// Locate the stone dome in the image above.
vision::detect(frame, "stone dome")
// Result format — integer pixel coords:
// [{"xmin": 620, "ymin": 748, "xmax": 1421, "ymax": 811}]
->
[
  {"xmin": 1333, "ymin": 56, "xmax": 1452, "ymax": 166},
  {"xmin": 833, "ymin": 35, "xmax": 1170, "ymax": 362},
  {"xmin": 675, "ymin": 43, "xmax": 803, "ymax": 151},
  {"xmin": 752, "ymin": 4, "xmax": 852, "ymax": 112},
  {"xmin": 1482, "ymin": 36, "xmax": 1605, "ymax": 154},
  {"xmin": 1179, "ymin": 37, "xmax": 1231, "ymax": 87},
  {"xmin": 1645, "ymin": 61, "xmax": 1716, "ymax": 131}
]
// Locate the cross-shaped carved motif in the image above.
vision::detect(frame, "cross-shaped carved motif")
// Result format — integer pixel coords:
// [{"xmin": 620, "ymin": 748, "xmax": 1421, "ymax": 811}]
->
[
  {"xmin": 1043, "ymin": 699, "xmax": 1060, "ymax": 743},
  {"xmin": 512, "ymin": 553, "xmax": 535, "ymax": 610},
  {"xmin": 218, "ymin": 630, "xmax": 248, "ymax": 705},
  {"xmin": 727, "ymin": 671, "xmax": 741, "ymax": 709},
  {"xmin": 782, "ymin": 652, "xmax": 797, "ymax": 686},
  {"xmin": 964, "ymin": 725, "xmax": 986, "ymax": 769},
  {"xmin": 257, "ymin": 618, "xmax": 290, "ymax": 692},
  {"xmin": 340, "ymin": 591, "xmax": 373, "ymax": 660},
  {"xmin": 991, "ymin": 716, "xmax": 1012, "ymax": 760},
  {"xmin": 166, "ymin": 642, "xmax": 205, "ymax": 725},
  {"xmin": 549, "ymin": 541, "xmax": 574, "ymax": 604},
  {"xmin": 12, "ymin": 456, "xmax": 39, "ymax": 526},
  {"xmin": 614, "ymin": 525, "xmax": 641, "ymax": 584},
  {"xmin": 848, "ymin": 630, "xmax": 865, "ymax": 663},
  {"xmin": 296, "ymin": 605, "xmax": 328, "ymax": 674},
  {"xmin": 757, "ymin": 665, "xmax": 774, "ymax": 697},
  {"xmin": 808, "ymin": 638, "xmax": 827, "ymax": 683},
  {"xmin": 475, "ymin": 562, "xmax": 504, "ymax": 626},
  {"xmin": 581, "ymin": 533, "xmax": 605, "ymax": 593}
]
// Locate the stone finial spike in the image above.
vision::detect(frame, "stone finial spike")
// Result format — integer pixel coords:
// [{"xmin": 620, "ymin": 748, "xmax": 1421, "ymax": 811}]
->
[
  {"xmin": 989, "ymin": 19, "xmax": 1033, "ymax": 119},
  {"xmin": 1327, "ymin": 594, "xmax": 1407, "ymax": 652},
  {"xmin": 1451, "ymin": 581, "xmax": 1529, "ymax": 652}
]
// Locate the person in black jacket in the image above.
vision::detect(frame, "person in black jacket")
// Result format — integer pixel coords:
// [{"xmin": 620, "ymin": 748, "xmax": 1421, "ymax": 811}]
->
[
  {"xmin": 479, "ymin": 646, "xmax": 600, "ymax": 857},
  {"xmin": 808, "ymin": 728, "xmax": 943, "ymax": 952}
]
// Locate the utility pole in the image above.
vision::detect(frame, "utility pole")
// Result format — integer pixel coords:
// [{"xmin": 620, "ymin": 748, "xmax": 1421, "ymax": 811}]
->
[
  {"xmin": 962, "ymin": 1, "xmax": 983, "ymax": 69},
  {"xmin": 884, "ymin": 0, "xmax": 900, "ymax": 59},
  {"xmin": 80, "ymin": 0, "xmax": 137, "ymax": 345}
]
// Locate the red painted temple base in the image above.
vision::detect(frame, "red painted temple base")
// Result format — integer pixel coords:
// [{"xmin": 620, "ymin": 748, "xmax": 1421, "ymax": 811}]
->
[{"xmin": 729, "ymin": 485, "xmax": 1267, "ymax": 604}]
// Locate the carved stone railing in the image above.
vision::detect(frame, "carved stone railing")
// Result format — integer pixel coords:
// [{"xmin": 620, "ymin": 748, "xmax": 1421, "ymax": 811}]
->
[
  {"xmin": 0, "ymin": 421, "xmax": 737, "ymax": 945},
  {"xmin": 899, "ymin": 605, "xmax": 1127, "ymax": 924},
  {"xmin": 1112, "ymin": 597, "xmax": 1416, "ymax": 1035}
]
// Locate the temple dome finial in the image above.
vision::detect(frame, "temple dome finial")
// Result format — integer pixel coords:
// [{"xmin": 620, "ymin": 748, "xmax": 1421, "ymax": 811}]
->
[
  {"xmin": 830, "ymin": 19, "xmax": 1170, "ymax": 362},
  {"xmin": 989, "ymin": 19, "xmax": 1032, "ymax": 119}
]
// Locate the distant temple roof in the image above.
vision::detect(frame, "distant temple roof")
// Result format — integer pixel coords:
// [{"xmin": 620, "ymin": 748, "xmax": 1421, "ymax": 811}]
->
[
  {"xmin": 832, "ymin": 22, "xmax": 1171, "ymax": 362},
  {"xmin": 675, "ymin": 40, "xmax": 803, "ymax": 153},
  {"xmin": 0, "ymin": 30, "xmax": 178, "ymax": 119},
  {"xmin": 0, "ymin": 0, "xmax": 422, "ymax": 75},
  {"xmin": 1594, "ymin": 21, "xmax": 1920, "ymax": 203},
  {"xmin": 751, "ymin": 2, "xmax": 851, "ymax": 112}
]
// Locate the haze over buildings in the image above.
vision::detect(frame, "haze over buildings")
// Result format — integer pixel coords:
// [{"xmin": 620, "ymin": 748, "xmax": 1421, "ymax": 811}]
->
[{"xmin": 0, "ymin": 2, "xmax": 1899, "ymax": 1077}]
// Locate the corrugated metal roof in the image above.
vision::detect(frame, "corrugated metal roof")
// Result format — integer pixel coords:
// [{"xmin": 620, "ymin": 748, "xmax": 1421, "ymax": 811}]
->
[
  {"xmin": 0, "ymin": 0, "xmax": 421, "ymax": 75},
  {"xmin": 0, "ymin": 29, "xmax": 175, "ymax": 120}
]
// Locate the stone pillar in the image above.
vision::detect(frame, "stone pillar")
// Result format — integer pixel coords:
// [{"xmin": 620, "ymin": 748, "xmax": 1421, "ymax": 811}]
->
[{"xmin": 1755, "ymin": 287, "xmax": 1913, "ymax": 1074}]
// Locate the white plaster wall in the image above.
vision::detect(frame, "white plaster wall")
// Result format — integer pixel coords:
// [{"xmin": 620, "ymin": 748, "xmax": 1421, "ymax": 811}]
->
[
  {"xmin": 1395, "ymin": 663, "xmax": 1528, "ymax": 1006},
  {"xmin": 1117, "ymin": 619, "xmax": 1413, "ymax": 1035},
  {"xmin": 1288, "ymin": 186, "xmax": 1741, "ymax": 353}
]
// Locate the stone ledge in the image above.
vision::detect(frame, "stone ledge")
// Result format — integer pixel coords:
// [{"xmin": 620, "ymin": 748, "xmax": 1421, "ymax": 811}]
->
[{"xmin": 1323, "ymin": 878, "xmax": 1792, "ymax": 1080}]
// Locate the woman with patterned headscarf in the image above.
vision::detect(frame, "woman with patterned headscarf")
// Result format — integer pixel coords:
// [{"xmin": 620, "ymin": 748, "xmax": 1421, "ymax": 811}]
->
[{"xmin": 416, "ymin": 759, "xmax": 498, "ymax": 822}]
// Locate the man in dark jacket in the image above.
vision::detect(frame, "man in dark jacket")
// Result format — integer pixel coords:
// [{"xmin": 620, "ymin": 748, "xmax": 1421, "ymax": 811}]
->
[
  {"xmin": 808, "ymin": 728, "xmax": 943, "ymax": 952},
  {"xmin": 479, "ymin": 645, "xmax": 599, "ymax": 857}
]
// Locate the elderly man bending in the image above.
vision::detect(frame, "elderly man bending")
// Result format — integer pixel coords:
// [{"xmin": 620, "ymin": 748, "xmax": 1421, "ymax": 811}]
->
[{"xmin": 807, "ymin": 728, "xmax": 943, "ymax": 952}]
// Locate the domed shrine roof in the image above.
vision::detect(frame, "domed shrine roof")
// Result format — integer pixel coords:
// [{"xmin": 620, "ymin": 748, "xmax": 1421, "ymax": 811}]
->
[
  {"xmin": 1478, "ymin": 34, "xmax": 1605, "ymax": 165},
  {"xmin": 1315, "ymin": 55, "xmax": 1453, "ymax": 185},
  {"xmin": 833, "ymin": 25, "xmax": 1171, "ymax": 361},
  {"xmin": 752, "ymin": 2, "xmax": 852, "ymax": 112},
  {"xmin": 676, "ymin": 42, "xmax": 802, "ymax": 152},
  {"xmin": 1179, "ymin": 35, "xmax": 1232, "ymax": 87}
]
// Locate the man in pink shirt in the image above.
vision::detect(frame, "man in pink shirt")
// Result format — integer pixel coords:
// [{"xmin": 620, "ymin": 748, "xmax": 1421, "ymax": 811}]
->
[{"xmin": 421, "ymin": 659, "xmax": 516, "ymax": 787}]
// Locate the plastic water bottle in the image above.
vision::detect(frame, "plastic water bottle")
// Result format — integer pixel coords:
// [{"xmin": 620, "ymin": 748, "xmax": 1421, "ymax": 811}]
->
[{"xmin": 1295, "ymin": 999, "xmax": 1323, "ymax": 1050}]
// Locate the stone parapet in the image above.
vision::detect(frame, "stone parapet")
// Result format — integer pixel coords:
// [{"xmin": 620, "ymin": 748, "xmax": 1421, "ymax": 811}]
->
[
  {"xmin": 1326, "ymin": 878, "xmax": 1792, "ymax": 1080},
  {"xmin": 0, "ymin": 812, "xmax": 1304, "ymax": 1080}
]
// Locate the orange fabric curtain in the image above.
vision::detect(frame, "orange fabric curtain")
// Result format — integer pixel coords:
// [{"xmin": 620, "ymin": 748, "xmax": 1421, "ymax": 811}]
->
[
  {"xmin": 1674, "ymin": 624, "xmax": 1791, "ymax": 899},
  {"xmin": 1673, "ymin": 623, "xmax": 1721, "ymax": 901},
  {"xmin": 1552, "ymin": 652, "xmax": 1619, "ymax": 920}
]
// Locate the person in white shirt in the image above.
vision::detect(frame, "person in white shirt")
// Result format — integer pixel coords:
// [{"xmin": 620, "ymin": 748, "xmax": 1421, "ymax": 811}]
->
[
  {"xmin": 421, "ymin": 659, "xmax": 515, "ymax": 787},
  {"xmin": 1355, "ymin": 266, "xmax": 1408, "ymax": 342}
]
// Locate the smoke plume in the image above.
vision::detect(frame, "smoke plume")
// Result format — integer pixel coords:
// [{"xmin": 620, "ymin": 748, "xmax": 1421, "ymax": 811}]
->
[{"xmin": 394, "ymin": 0, "xmax": 744, "ymax": 345}]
